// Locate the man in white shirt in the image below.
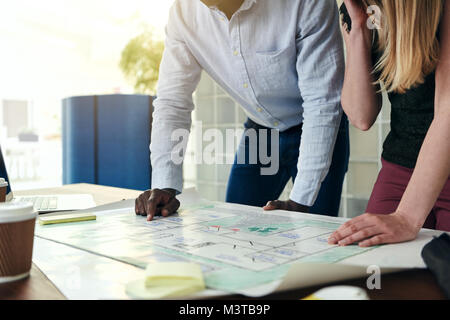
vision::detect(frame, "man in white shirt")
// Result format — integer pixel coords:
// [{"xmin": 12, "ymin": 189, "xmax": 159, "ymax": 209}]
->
[{"xmin": 135, "ymin": 0, "xmax": 349, "ymax": 220}]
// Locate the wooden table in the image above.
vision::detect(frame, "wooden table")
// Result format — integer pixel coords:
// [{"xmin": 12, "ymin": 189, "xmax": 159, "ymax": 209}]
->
[{"xmin": 0, "ymin": 184, "xmax": 446, "ymax": 300}]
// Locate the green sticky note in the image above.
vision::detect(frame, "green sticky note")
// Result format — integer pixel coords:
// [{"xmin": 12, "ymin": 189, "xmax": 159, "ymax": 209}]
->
[{"xmin": 38, "ymin": 213, "xmax": 96, "ymax": 225}]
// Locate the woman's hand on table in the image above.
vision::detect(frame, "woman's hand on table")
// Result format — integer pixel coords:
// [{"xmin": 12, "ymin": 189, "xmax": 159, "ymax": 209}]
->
[{"xmin": 328, "ymin": 211, "xmax": 422, "ymax": 247}]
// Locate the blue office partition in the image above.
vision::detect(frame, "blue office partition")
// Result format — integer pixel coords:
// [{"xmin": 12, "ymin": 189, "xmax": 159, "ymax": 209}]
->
[
  {"xmin": 62, "ymin": 94, "xmax": 153, "ymax": 190},
  {"xmin": 97, "ymin": 95, "xmax": 152, "ymax": 190},
  {"xmin": 62, "ymin": 96, "xmax": 96, "ymax": 184}
]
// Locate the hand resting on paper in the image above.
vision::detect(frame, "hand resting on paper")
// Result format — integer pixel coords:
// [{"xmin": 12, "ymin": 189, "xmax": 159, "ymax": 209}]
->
[
  {"xmin": 135, "ymin": 188, "xmax": 180, "ymax": 221},
  {"xmin": 328, "ymin": 211, "xmax": 421, "ymax": 247},
  {"xmin": 263, "ymin": 199, "xmax": 310, "ymax": 213}
]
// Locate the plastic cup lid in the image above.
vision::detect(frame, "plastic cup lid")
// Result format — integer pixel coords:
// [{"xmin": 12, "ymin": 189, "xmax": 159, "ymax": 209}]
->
[
  {"xmin": 0, "ymin": 202, "xmax": 36, "ymax": 224},
  {"xmin": 309, "ymin": 286, "xmax": 369, "ymax": 300},
  {"xmin": 0, "ymin": 178, "xmax": 8, "ymax": 188}
]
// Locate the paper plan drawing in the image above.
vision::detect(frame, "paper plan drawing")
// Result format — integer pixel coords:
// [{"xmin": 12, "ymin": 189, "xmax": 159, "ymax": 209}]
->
[{"xmin": 34, "ymin": 193, "xmax": 378, "ymax": 294}]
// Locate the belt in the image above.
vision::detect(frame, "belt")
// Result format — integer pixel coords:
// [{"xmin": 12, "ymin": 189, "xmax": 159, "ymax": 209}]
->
[{"xmin": 244, "ymin": 118, "xmax": 303, "ymax": 134}]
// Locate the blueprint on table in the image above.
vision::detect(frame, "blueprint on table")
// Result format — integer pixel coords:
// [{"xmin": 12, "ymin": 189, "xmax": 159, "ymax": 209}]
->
[{"xmin": 34, "ymin": 197, "xmax": 375, "ymax": 293}]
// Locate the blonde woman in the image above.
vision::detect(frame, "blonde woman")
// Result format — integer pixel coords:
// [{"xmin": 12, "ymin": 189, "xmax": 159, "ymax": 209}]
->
[{"xmin": 329, "ymin": 0, "xmax": 450, "ymax": 247}]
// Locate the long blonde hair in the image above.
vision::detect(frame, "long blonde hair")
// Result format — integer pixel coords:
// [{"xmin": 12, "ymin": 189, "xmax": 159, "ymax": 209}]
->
[{"xmin": 366, "ymin": 0, "xmax": 444, "ymax": 93}]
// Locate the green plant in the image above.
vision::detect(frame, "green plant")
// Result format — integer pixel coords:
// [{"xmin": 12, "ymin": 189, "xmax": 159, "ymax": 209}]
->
[{"xmin": 119, "ymin": 31, "xmax": 164, "ymax": 95}]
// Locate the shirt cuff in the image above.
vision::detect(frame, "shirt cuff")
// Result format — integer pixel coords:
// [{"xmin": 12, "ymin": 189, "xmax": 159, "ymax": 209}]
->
[
  {"xmin": 151, "ymin": 165, "xmax": 183, "ymax": 194},
  {"xmin": 289, "ymin": 177, "xmax": 322, "ymax": 207}
]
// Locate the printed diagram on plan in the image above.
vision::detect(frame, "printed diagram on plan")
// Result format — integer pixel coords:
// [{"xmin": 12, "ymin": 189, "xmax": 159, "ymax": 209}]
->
[{"xmin": 34, "ymin": 201, "xmax": 374, "ymax": 293}]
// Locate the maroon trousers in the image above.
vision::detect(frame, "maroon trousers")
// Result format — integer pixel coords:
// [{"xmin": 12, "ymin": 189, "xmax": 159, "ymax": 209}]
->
[{"xmin": 367, "ymin": 158, "xmax": 450, "ymax": 231}]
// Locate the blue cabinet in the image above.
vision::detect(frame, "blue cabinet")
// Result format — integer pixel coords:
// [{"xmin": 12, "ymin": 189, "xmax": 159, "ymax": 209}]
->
[{"xmin": 62, "ymin": 94, "xmax": 153, "ymax": 191}]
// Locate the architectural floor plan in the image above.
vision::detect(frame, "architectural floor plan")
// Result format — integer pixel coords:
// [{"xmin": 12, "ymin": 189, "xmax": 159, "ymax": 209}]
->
[{"xmin": 35, "ymin": 200, "xmax": 374, "ymax": 293}]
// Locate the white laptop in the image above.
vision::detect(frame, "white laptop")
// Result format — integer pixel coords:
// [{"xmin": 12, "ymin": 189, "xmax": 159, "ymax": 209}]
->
[{"xmin": 0, "ymin": 145, "xmax": 96, "ymax": 214}]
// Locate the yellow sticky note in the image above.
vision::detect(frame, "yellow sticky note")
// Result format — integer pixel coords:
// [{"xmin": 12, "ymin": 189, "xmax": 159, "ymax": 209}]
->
[
  {"xmin": 126, "ymin": 263, "xmax": 205, "ymax": 299},
  {"xmin": 38, "ymin": 213, "xmax": 96, "ymax": 225},
  {"xmin": 302, "ymin": 294, "xmax": 322, "ymax": 300},
  {"xmin": 144, "ymin": 262, "xmax": 204, "ymax": 287}
]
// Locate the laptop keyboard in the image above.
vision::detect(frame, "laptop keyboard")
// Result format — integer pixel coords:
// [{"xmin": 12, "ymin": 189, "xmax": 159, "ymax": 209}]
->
[{"xmin": 19, "ymin": 196, "xmax": 58, "ymax": 211}]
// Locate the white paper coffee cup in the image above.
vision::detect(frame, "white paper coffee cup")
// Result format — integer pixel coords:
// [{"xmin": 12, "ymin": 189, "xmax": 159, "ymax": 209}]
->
[{"xmin": 0, "ymin": 202, "xmax": 37, "ymax": 283}]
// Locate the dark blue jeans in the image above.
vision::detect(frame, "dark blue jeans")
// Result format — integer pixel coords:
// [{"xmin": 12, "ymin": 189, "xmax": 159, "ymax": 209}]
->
[{"xmin": 225, "ymin": 116, "xmax": 349, "ymax": 217}]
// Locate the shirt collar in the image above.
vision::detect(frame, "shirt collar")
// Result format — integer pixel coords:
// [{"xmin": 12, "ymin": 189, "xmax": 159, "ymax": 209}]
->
[
  {"xmin": 239, "ymin": 0, "xmax": 257, "ymax": 12},
  {"xmin": 203, "ymin": 0, "xmax": 258, "ymax": 15}
]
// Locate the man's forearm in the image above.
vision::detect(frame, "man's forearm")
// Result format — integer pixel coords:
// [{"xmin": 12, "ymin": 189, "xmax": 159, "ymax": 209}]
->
[
  {"xmin": 289, "ymin": 108, "xmax": 342, "ymax": 206},
  {"xmin": 150, "ymin": 122, "xmax": 188, "ymax": 193},
  {"xmin": 150, "ymin": 99, "xmax": 193, "ymax": 193}
]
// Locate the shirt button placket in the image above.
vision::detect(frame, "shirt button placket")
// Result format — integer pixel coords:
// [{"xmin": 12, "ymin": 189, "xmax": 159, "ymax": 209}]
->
[{"xmin": 230, "ymin": 17, "xmax": 249, "ymax": 93}]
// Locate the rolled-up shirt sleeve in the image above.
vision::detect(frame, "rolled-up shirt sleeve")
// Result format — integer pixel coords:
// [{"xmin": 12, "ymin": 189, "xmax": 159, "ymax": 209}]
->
[
  {"xmin": 150, "ymin": 3, "xmax": 202, "ymax": 193},
  {"xmin": 290, "ymin": 0, "xmax": 345, "ymax": 206}
]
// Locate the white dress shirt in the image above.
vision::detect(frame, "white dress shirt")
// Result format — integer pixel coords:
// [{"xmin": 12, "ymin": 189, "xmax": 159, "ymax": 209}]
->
[{"xmin": 151, "ymin": 0, "xmax": 345, "ymax": 206}]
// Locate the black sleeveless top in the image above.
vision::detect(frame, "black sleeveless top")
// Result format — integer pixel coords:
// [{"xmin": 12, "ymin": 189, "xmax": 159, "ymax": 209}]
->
[
  {"xmin": 381, "ymin": 70, "xmax": 435, "ymax": 169},
  {"xmin": 340, "ymin": 3, "xmax": 437, "ymax": 169}
]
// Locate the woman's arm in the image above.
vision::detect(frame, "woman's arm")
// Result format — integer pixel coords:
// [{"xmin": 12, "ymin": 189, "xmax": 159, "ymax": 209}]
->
[
  {"xmin": 395, "ymin": 0, "xmax": 450, "ymax": 229},
  {"xmin": 329, "ymin": 0, "xmax": 450, "ymax": 247},
  {"xmin": 340, "ymin": 0, "xmax": 382, "ymax": 131}
]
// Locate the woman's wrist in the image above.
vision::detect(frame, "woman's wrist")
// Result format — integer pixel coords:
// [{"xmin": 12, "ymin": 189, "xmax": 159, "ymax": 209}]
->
[
  {"xmin": 347, "ymin": 26, "xmax": 372, "ymax": 50},
  {"xmin": 394, "ymin": 208, "xmax": 426, "ymax": 232}
]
